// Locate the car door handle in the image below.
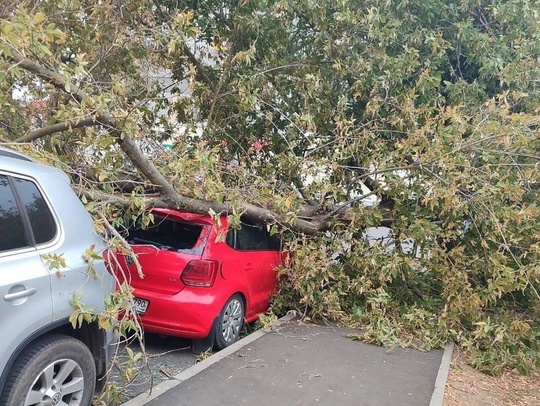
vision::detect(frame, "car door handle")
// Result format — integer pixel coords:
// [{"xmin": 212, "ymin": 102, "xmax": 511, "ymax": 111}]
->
[{"xmin": 4, "ymin": 288, "xmax": 37, "ymax": 302}]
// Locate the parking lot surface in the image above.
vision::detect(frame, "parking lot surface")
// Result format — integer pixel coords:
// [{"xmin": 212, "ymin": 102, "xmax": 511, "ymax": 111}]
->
[{"xmin": 122, "ymin": 319, "xmax": 449, "ymax": 406}]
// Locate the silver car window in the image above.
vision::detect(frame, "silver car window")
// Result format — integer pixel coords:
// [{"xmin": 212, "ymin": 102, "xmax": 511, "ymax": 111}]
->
[
  {"xmin": 12, "ymin": 177, "xmax": 56, "ymax": 245},
  {"xmin": 0, "ymin": 175, "xmax": 29, "ymax": 252}
]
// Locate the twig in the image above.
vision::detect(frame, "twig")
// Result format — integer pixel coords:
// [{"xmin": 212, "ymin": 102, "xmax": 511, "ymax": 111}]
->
[{"xmin": 98, "ymin": 212, "xmax": 145, "ymax": 279}]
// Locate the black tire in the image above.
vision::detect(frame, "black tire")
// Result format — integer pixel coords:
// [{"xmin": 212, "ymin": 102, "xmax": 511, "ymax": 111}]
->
[
  {"xmin": 0, "ymin": 334, "xmax": 96, "ymax": 406},
  {"xmin": 214, "ymin": 294, "xmax": 245, "ymax": 350}
]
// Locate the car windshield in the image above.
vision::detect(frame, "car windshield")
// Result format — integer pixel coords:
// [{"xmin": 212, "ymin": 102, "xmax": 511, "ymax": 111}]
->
[{"xmin": 127, "ymin": 216, "xmax": 204, "ymax": 250}]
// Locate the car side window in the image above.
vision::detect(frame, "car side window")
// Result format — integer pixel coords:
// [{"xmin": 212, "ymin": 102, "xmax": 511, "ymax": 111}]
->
[
  {"xmin": 226, "ymin": 222, "xmax": 281, "ymax": 251},
  {"xmin": 0, "ymin": 175, "xmax": 29, "ymax": 252},
  {"xmin": 13, "ymin": 177, "xmax": 56, "ymax": 245},
  {"xmin": 235, "ymin": 223, "xmax": 270, "ymax": 251}
]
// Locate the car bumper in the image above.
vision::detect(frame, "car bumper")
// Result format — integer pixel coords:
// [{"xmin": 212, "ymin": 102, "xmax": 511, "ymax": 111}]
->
[
  {"xmin": 133, "ymin": 288, "xmax": 224, "ymax": 339},
  {"xmin": 95, "ymin": 328, "xmax": 119, "ymax": 392}
]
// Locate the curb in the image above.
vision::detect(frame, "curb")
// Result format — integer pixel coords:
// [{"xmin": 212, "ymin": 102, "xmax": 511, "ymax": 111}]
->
[
  {"xmin": 429, "ymin": 342, "xmax": 455, "ymax": 406},
  {"xmin": 120, "ymin": 313, "xmax": 297, "ymax": 406}
]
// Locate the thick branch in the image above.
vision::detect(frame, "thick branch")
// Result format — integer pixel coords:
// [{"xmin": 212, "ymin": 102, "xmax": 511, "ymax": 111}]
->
[{"xmin": 15, "ymin": 117, "xmax": 100, "ymax": 142}]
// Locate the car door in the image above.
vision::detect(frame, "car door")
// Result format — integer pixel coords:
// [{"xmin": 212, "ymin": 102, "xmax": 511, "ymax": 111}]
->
[
  {"xmin": 0, "ymin": 174, "xmax": 53, "ymax": 374},
  {"xmin": 232, "ymin": 223, "xmax": 281, "ymax": 317}
]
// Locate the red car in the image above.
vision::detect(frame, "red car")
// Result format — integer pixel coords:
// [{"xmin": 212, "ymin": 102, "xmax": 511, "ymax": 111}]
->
[{"xmin": 110, "ymin": 209, "xmax": 282, "ymax": 350}]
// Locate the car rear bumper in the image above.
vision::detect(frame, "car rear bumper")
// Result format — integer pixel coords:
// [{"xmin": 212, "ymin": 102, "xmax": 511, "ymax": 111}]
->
[{"xmin": 133, "ymin": 288, "xmax": 223, "ymax": 339}]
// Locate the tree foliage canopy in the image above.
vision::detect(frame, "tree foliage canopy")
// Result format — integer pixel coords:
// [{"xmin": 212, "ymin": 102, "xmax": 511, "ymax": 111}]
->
[{"xmin": 1, "ymin": 0, "xmax": 539, "ymax": 374}]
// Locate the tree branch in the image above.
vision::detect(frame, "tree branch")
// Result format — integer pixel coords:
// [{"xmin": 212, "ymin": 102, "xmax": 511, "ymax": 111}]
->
[
  {"xmin": 9, "ymin": 54, "xmax": 86, "ymax": 104},
  {"xmin": 4, "ymin": 52, "xmax": 327, "ymax": 234},
  {"xmin": 183, "ymin": 43, "xmax": 217, "ymax": 92},
  {"xmin": 15, "ymin": 117, "xmax": 100, "ymax": 142},
  {"xmin": 150, "ymin": 0, "xmax": 216, "ymax": 92}
]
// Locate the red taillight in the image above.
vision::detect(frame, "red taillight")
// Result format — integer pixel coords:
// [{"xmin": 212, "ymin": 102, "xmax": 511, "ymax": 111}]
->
[
  {"xmin": 102, "ymin": 250, "xmax": 117, "ymax": 276},
  {"xmin": 181, "ymin": 260, "xmax": 218, "ymax": 287}
]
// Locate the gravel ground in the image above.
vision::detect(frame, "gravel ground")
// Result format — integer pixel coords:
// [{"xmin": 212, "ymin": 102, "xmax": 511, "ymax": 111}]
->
[{"xmin": 96, "ymin": 333, "xmax": 199, "ymax": 405}]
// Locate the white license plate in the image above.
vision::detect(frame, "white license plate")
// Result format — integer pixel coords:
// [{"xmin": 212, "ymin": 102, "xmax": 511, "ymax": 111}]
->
[{"xmin": 133, "ymin": 297, "xmax": 149, "ymax": 314}]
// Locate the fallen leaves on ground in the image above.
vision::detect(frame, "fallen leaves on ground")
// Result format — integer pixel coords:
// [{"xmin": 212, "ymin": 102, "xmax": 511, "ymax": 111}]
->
[{"xmin": 444, "ymin": 350, "xmax": 540, "ymax": 406}]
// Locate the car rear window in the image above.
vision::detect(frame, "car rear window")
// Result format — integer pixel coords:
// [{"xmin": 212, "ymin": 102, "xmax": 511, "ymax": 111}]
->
[{"xmin": 128, "ymin": 216, "xmax": 204, "ymax": 250}]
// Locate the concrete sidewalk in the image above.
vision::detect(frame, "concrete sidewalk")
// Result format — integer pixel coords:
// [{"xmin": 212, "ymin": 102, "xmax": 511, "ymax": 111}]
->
[{"xmin": 122, "ymin": 317, "xmax": 453, "ymax": 406}]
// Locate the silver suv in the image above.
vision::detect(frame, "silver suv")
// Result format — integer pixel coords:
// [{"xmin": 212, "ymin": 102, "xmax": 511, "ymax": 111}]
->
[{"xmin": 0, "ymin": 148, "xmax": 114, "ymax": 405}]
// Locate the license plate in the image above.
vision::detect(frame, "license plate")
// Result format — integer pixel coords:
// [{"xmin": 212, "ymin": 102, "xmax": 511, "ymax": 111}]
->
[{"xmin": 133, "ymin": 297, "xmax": 149, "ymax": 314}]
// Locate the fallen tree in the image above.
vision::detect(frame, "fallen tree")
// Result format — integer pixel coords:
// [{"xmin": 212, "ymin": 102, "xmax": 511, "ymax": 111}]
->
[{"xmin": 1, "ymin": 0, "xmax": 539, "ymax": 376}]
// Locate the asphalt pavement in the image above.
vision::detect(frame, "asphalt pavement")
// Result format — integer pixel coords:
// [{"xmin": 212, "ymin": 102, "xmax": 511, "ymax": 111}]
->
[{"xmin": 121, "ymin": 315, "xmax": 453, "ymax": 406}]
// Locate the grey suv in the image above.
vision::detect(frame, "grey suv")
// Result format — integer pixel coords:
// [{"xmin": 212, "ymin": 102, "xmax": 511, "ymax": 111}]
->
[{"xmin": 0, "ymin": 148, "xmax": 115, "ymax": 405}]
